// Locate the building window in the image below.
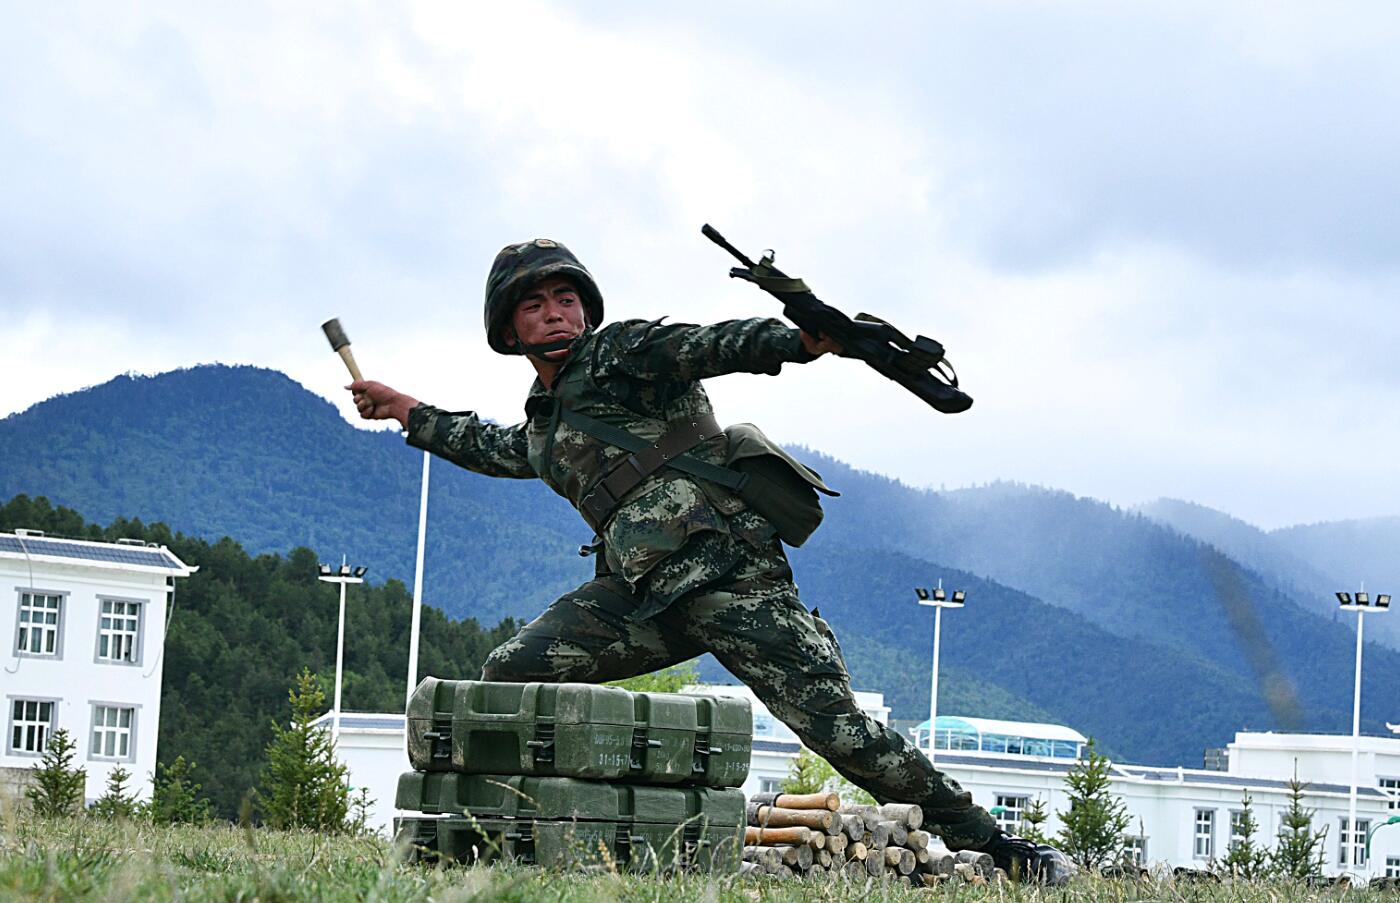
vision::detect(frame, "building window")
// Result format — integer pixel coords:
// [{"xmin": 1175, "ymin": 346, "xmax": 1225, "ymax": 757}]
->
[
  {"xmin": 1123, "ymin": 835, "xmax": 1148, "ymax": 866},
  {"xmin": 1194, "ymin": 809, "xmax": 1215, "ymax": 859},
  {"xmin": 1380, "ymin": 777, "xmax": 1400, "ymax": 811},
  {"xmin": 758, "ymin": 778, "xmax": 782, "ymax": 794},
  {"xmin": 1387, "ymin": 856, "xmax": 1400, "ymax": 878},
  {"xmin": 8, "ymin": 698, "xmax": 56, "ymax": 754},
  {"xmin": 994, "ymin": 794, "xmax": 1029, "ymax": 832},
  {"xmin": 91, "ymin": 705, "xmax": 135, "ymax": 761},
  {"xmin": 753, "ymin": 713, "xmax": 774, "ymax": 737},
  {"xmin": 16, "ymin": 592, "xmax": 63, "ymax": 657},
  {"xmin": 1339, "ymin": 817, "xmax": 1370, "ymax": 867},
  {"xmin": 97, "ymin": 599, "xmax": 142, "ymax": 664}
]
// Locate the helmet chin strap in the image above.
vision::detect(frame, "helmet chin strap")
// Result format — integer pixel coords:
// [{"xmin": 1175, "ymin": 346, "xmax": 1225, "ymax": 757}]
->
[{"xmin": 510, "ymin": 335, "xmax": 579, "ymax": 356}]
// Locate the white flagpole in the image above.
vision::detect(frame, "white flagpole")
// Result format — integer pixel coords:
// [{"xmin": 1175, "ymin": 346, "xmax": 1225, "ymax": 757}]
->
[{"xmin": 406, "ymin": 450, "xmax": 430, "ymax": 706}]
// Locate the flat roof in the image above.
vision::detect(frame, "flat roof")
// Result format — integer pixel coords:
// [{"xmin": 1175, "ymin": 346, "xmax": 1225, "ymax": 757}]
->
[
  {"xmin": 915, "ymin": 715, "xmax": 1088, "ymax": 744},
  {"xmin": 0, "ymin": 532, "xmax": 195, "ymax": 576}
]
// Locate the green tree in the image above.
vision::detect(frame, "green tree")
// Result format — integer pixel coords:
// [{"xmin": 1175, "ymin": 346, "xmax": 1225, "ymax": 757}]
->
[
  {"xmin": 25, "ymin": 728, "xmax": 87, "ymax": 817},
  {"xmin": 1056, "ymin": 739, "xmax": 1130, "ymax": 871},
  {"xmin": 606, "ymin": 659, "xmax": 701, "ymax": 693},
  {"xmin": 1272, "ymin": 766, "xmax": 1327, "ymax": 881},
  {"xmin": 147, "ymin": 756, "xmax": 211, "ymax": 825},
  {"xmin": 1019, "ymin": 796, "xmax": 1051, "ymax": 844},
  {"xmin": 260, "ymin": 669, "xmax": 350, "ymax": 831},
  {"xmin": 1220, "ymin": 790, "xmax": 1269, "ymax": 880},
  {"xmin": 89, "ymin": 767, "xmax": 139, "ymax": 820},
  {"xmin": 781, "ymin": 748, "xmax": 875, "ymax": 805}
]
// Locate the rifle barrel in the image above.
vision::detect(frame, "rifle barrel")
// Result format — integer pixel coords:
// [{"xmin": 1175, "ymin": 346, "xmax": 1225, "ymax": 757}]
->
[{"xmin": 701, "ymin": 224, "xmax": 757, "ymax": 269}]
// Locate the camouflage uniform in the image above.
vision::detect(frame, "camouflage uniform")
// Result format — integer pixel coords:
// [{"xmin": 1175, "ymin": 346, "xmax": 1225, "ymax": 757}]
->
[{"xmin": 405, "ymin": 316, "xmax": 996, "ymax": 850}]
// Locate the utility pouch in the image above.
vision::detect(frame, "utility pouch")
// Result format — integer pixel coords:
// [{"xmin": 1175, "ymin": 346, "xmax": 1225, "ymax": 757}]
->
[{"xmin": 723, "ymin": 423, "xmax": 838, "ymax": 548}]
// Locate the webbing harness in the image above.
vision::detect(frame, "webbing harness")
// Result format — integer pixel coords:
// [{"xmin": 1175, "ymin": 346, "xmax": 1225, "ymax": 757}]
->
[{"xmin": 560, "ymin": 405, "xmax": 748, "ymax": 531}]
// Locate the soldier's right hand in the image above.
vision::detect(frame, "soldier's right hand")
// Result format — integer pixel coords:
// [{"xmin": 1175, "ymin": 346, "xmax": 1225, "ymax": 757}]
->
[{"xmin": 347, "ymin": 380, "xmax": 419, "ymax": 430}]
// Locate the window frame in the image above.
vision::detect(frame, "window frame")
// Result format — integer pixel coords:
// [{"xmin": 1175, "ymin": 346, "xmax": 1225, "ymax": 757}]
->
[
  {"xmin": 993, "ymin": 793, "xmax": 1031, "ymax": 833},
  {"xmin": 1123, "ymin": 834, "xmax": 1148, "ymax": 866},
  {"xmin": 1338, "ymin": 816, "xmax": 1370, "ymax": 867},
  {"xmin": 14, "ymin": 588, "xmax": 67, "ymax": 659},
  {"xmin": 7, "ymin": 695, "xmax": 60, "ymax": 757},
  {"xmin": 1193, "ymin": 808, "xmax": 1216, "ymax": 859},
  {"xmin": 1379, "ymin": 776, "xmax": 1400, "ymax": 811},
  {"xmin": 88, "ymin": 702, "xmax": 139, "ymax": 763},
  {"xmin": 93, "ymin": 596, "xmax": 146, "ymax": 666}
]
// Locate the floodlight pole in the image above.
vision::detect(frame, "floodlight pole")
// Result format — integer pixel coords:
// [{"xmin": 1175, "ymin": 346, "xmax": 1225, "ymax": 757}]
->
[
  {"xmin": 406, "ymin": 451, "xmax": 430, "ymax": 706},
  {"xmin": 916, "ymin": 580, "xmax": 966, "ymax": 765},
  {"xmin": 1337, "ymin": 587, "xmax": 1391, "ymax": 877},
  {"xmin": 318, "ymin": 557, "xmax": 365, "ymax": 747}
]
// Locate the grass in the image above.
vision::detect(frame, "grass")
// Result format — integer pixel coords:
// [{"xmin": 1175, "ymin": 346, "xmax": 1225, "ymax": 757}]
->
[{"xmin": 0, "ymin": 810, "xmax": 1388, "ymax": 902}]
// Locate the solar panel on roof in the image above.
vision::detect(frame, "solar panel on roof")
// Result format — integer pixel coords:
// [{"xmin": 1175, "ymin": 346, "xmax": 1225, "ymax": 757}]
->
[{"xmin": 0, "ymin": 536, "xmax": 185, "ymax": 571}]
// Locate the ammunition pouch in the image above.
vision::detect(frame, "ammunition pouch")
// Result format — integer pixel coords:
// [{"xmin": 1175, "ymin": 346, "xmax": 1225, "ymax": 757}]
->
[
  {"xmin": 723, "ymin": 423, "xmax": 837, "ymax": 547},
  {"xmin": 559, "ymin": 405, "xmax": 837, "ymax": 547}
]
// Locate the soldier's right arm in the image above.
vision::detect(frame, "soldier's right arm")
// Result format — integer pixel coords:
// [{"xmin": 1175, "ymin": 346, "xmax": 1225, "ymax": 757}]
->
[{"xmin": 404, "ymin": 404, "xmax": 535, "ymax": 479}]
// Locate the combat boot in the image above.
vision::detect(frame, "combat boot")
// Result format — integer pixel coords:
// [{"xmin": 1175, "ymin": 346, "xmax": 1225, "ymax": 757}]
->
[{"xmin": 983, "ymin": 830, "xmax": 1075, "ymax": 885}]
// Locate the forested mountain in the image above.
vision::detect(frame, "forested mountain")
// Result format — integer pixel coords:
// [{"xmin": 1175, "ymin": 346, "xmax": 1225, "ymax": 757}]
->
[
  {"xmin": 1136, "ymin": 498, "xmax": 1400, "ymax": 648},
  {"xmin": 5, "ymin": 364, "xmax": 1399, "ymax": 773}
]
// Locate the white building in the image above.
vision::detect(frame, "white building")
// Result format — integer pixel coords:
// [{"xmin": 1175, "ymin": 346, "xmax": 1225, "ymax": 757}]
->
[
  {"xmin": 915, "ymin": 715, "xmax": 1400, "ymax": 882},
  {"xmin": 1, "ymin": 529, "xmax": 196, "ymax": 804}
]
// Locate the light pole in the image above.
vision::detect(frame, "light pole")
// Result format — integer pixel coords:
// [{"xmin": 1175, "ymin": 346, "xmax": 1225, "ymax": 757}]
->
[
  {"xmin": 318, "ymin": 558, "xmax": 367, "ymax": 747},
  {"xmin": 1337, "ymin": 588, "xmax": 1391, "ymax": 876},
  {"xmin": 915, "ymin": 582, "xmax": 965, "ymax": 764}
]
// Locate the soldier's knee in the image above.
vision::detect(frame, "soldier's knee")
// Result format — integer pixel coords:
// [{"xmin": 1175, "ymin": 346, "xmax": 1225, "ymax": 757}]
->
[{"xmin": 481, "ymin": 641, "xmax": 551, "ymax": 683}]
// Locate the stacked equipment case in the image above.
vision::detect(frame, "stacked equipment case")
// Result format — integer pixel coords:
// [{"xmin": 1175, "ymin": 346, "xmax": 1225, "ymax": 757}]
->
[{"xmin": 396, "ymin": 678, "xmax": 752, "ymax": 872}]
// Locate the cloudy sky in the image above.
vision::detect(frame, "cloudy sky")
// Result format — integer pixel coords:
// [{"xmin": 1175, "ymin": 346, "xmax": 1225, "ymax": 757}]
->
[{"xmin": 4, "ymin": 2, "xmax": 1398, "ymax": 530}]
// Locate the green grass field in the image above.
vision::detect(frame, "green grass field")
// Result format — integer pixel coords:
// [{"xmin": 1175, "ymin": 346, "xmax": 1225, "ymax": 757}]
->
[{"xmin": 0, "ymin": 812, "xmax": 1383, "ymax": 902}]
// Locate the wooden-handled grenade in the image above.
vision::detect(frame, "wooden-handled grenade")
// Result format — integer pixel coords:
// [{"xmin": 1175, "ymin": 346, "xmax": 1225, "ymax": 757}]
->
[{"xmin": 321, "ymin": 318, "xmax": 363, "ymax": 381}]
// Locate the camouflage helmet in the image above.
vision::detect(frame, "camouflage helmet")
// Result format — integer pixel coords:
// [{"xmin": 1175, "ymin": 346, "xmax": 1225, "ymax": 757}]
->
[{"xmin": 484, "ymin": 238, "xmax": 604, "ymax": 354}]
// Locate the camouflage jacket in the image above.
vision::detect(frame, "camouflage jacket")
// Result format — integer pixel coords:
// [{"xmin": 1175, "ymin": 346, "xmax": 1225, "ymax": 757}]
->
[{"xmin": 405, "ymin": 317, "xmax": 814, "ymax": 590}]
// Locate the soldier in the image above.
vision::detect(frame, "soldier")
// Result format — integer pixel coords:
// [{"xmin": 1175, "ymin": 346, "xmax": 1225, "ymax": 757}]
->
[{"xmin": 349, "ymin": 238, "xmax": 1070, "ymax": 883}]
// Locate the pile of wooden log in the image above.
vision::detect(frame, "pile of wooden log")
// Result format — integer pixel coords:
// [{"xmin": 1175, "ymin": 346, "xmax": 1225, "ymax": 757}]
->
[{"xmin": 740, "ymin": 792, "xmax": 1002, "ymax": 886}]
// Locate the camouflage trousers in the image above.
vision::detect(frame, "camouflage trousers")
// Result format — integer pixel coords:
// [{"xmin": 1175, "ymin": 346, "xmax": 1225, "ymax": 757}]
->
[{"xmin": 480, "ymin": 529, "xmax": 997, "ymax": 851}]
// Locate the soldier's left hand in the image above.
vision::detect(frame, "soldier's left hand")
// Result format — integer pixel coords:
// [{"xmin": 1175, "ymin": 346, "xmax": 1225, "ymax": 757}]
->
[{"xmin": 800, "ymin": 330, "xmax": 844, "ymax": 358}]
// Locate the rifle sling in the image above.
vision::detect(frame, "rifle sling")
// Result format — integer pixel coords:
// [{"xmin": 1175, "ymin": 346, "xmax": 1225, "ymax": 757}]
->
[{"xmin": 560, "ymin": 406, "xmax": 749, "ymax": 530}]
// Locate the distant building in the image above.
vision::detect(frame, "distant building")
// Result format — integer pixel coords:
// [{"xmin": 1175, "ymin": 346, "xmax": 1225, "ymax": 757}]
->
[
  {"xmin": 914, "ymin": 715, "xmax": 1400, "ymax": 881},
  {"xmin": 0, "ymin": 529, "xmax": 196, "ymax": 804}
]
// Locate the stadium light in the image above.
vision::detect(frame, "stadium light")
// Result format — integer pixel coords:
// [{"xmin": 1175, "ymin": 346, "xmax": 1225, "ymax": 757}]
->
[
  {"xmin": 916, "ymin": 580, "xmax": 967, "ymax": 764},
  {"xmin": 318, "ymin": 556, "xmax": 366, "ymax": 747},
  {"xmin": 1338, "ymin": 585, "xmax": 1391, "ymax": 877}
]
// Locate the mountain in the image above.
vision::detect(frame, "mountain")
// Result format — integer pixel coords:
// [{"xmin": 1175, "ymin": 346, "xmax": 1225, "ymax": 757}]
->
[
  {"xmin": 1136, "ymin": 498, "xmax": 1400, "ymax": 649},
  {"xmin": 5, "ymin": 364, "xmax": 1400, "ymax": 766}
]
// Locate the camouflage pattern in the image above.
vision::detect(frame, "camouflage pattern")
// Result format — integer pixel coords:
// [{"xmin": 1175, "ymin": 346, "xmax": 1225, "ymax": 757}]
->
[
  {"xmin": 478, "ymin": 529, "xmax": 996, "ymax": 850},
  {"xmin": 408, "ymin": 317, "xmax": 811, "ymax": 592},
  {"xmin": 484, "ymin": 239, "xmax": 605, "ymax": 354},
  {"xmin": 405, "ymin": 314, "xmax": 998, "ymax": 851}
]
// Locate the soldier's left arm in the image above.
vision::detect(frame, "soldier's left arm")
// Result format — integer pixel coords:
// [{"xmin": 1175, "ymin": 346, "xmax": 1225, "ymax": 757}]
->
[{"xmin": 606, "ymin": 317, "xmax": 820, "ymax": 383}]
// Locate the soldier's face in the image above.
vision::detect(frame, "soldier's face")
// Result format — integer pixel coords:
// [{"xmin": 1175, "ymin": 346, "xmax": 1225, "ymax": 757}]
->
[{"xmin": 506, "ymin": 276, "xmax": 588, "ymax": 358}]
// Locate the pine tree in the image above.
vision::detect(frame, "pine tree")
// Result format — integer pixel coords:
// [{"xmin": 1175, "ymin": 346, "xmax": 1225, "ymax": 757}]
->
[
  {"xmin": 1020, "ymin": 796, "xmax": 1052, "ymax": 844},
  {"xmin": 147, "ymin": 756, "xmax": 211, "ymax": 825},
  {"xmin": 605, "ymin": 659, "xmax": 701, "ymax": 693},
  {"xmin": 781, "ymin": 748, "xmax": 875, "ymax": 805},
  {"xmin": 1056, "ymin": 739, "xmax": 1131, "ymax": 871},
  {"xmin": 25, "ymin": 728, "xmax": 87, "ymax": 817},
  {"xmin": 1220, "ymin": 790, "xmax": 1270, "ymax": 880},
  {"xmin": 260, "ymin": 668, "xmax": 350, "ymax": 831},
  {"xmin": 90, "ymin": 766, "xmax": 139, "ymax": 820},
  {"xmin": 1272, "ymin": 765, "xmax": 1327, "ymax": 881}
]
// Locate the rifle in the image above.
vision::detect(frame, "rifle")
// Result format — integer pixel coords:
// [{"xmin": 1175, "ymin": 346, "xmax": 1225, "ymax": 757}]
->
[{"xmin": 702, "ymin": 224, "xmax": 973, "ymax": 414}]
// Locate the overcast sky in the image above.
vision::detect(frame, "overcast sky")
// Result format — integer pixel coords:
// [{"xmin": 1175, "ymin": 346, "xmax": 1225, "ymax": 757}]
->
[{"xmin": 4, "ymin": 2, "xmax": 1398, "ymax": 530}]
